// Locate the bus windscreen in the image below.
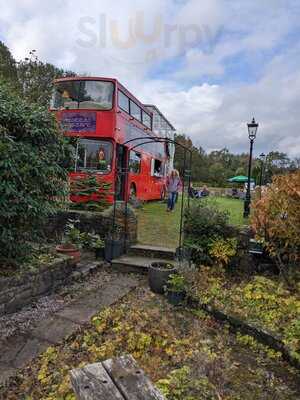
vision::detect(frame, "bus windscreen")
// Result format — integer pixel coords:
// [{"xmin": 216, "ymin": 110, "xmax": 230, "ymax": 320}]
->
[{"xmin": 51, "ymin": 80, "xmax": 114, "ymax": 110}]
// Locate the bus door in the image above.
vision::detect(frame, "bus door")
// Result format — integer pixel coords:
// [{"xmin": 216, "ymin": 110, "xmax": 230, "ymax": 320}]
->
[{"xmin": 116, "ymin": 144, "xmax": 128, "ymax": 200}]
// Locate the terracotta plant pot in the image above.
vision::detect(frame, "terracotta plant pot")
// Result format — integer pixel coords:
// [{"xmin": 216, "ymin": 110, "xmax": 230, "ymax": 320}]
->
[{"xmin": 56, "ymin": 244, "xmax": 81, "ymax": 264}]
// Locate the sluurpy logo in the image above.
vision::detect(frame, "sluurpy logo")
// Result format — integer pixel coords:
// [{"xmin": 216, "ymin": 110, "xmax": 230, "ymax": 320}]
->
[{"xmin": 76, "ymin": 11, "xmax": 215, "ymax": 66}]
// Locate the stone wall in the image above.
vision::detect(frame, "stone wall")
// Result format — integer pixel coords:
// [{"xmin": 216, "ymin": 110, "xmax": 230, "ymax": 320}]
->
[
  {"xmin": 46, "ymin": 202, "xmax": 137, "ymax": 244},
  {"xmin": 0, "ymin": 255, "xmax": 74, "ymax": 316}
]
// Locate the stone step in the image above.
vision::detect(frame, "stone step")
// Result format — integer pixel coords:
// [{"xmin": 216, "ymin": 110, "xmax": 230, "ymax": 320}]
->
[
  {"xmin": 111, "ymin": 255, "xmax": 177, "ymax": 274},
  {"xmin": 67, "ymin": 261, "xmax": 105, "ymax": 282},
  {"xmin": 127, "ymin": 244, "xmax": 176, "ymax": 260}
]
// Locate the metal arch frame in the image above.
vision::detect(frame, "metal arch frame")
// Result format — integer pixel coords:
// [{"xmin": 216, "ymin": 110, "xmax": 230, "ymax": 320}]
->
[{"xmin": 111, "ymin": 135, "xmax": 192, "ymax": 260}]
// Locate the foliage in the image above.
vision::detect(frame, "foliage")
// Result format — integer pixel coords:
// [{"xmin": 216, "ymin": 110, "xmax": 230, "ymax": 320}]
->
[
  {"xmin": 167, "ymin": 274, "xmax": 186, "ymax": 293},
  {"xmin": 184, "ymin": 266, "xmax": 300, "ymax": 358},
  {"xmin": 0, "ymin": 44, "xmax": 76, "ymax": 108},
  {"xmin": 209, "ymin": 237, "xmax": 237, "ymax": 267},
  {"xmin": 174, "ymin": 133, "xmax": 299, "ymax": 187},
  {"xmin": 2, "ymin": 289, "xmax": 299, "ymax": 399},
  {"xmin": 157, "ymin": 366, "xmax": 216, "ymax": 400},
  {"xmin": 251, "ymin": 171, "xmax": 300, "ymax": 285},
  {"xmin": 69, "ymin": 173, "xmax": 112, "ymax": 212},
  {"xmin": 63, "ymin": 219, "xmax": 83, "ymax": 247},
  {"xmin": 184, "ymin": 200, "xmax": 235, "ymax": 265},
  {"xmin": 0, "ymin": 41, "xmax": 18, "ymax": 85},
  {"xmin": 0, "ymin": 81, "xmax": 74, "ymax": 264},
  {"xmin": 81, "ymin": 232, "xmax": 105, "ymax": 249},
  {"xmin": 63, "ymin": 219, "xmax": 104, "ymax": 250}
]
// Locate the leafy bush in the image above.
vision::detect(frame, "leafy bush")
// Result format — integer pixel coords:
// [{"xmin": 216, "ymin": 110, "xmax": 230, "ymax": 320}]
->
[
  {"xmin": 251, "ymin": 171, "xmax": 300, "ymax": 286},
  {"xmin": 167, "ymin": 274, "xmax": 186, "ymax": 293},
  {"xmin": 209, "ymin": 237, "xmax": 237, "ymax": 267},
  {"xmin": 0, "ymin": 81, "xmax": 73, "ymax": 265},
  {"xmin": 184, "ymin": 200, "xmax": 235, "ymax": 265}
]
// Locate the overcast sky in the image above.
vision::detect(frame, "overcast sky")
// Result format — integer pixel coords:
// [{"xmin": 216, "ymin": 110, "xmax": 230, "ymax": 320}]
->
[{"xmin": 1, "ymin": 0, "xmax": 300, "ymax": 156}]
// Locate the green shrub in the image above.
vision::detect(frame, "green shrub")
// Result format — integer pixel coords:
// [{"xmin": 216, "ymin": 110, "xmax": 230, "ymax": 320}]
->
[
  {"xmin": 0, "ymin": 81, "xmax": 73, "ymax": 265},
  {"xmin": 184, "ymin": 200, "xmax": 235, "ymax": 265}
]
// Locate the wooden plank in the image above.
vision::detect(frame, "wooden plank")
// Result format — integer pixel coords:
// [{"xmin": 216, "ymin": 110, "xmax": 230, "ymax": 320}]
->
[
  {"xmin": 70, "ymin": 362, "xmax": 125, "ymax": 400},
  {"xmin": 103, "ymin": 355, "xmax": 165, "ymax": 400}
]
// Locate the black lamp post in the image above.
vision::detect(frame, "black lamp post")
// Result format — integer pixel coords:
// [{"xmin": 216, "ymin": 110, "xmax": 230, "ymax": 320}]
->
[
  {"xmin": 259, "ymin": 153, "xmax": 266, "ymax": 186},
  {"xmin": 243, "ymin": 117, "xmax": 259, "ymax": 218},
  {"xmin": 259, "ymin": 152, "xmax": 266, "ymax": 199}
]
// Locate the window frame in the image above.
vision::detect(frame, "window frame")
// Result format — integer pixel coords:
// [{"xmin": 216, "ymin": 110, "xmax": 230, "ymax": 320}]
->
[
  {"xmin": 128, "ymin": 151, "xmax": 142, "ymax": 175},
  {"xmin": 142, "ymin": 110, "xmax": 152, "ymax": 129},
  {"xmin": 129, "ymin": 99, "xmax": 142, "ymax": 122},
  {"xmin": 118, "ymin": 90, "xmax": 130, "ymax": 113},
  {"xmin": 75, "ymin": 138, "xmax": 113, "ymax": 174},
  {"xmin": 151, "ymin": 158, "xmax": 164, "ymax": 178},
  {"xmin": 51, "ymin": 80, "xmax": 115, "ymax": 111},
  {"xmin": 117, "ymin": 89, "xmax": 153, "ymax": 129}
]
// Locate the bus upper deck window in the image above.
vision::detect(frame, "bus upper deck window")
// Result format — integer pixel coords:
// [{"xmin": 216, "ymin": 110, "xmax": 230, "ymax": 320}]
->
[{"xmin": 51, "ymin": 80, "xmax": 114, "ymax": 110}]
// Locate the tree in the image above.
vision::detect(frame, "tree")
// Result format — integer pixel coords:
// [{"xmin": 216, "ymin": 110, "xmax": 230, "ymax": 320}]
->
[
  {"xmin": 0, "ymin": 41, "xmax": 18, "ymax": 84},
  {"xmin": 0, "ymin": 81, "xmax": 74, "ymax": 265},
  {"xmin": 251, "ymin": 171, "xmax": 300, "ymax": 287},
  {"xmin": 17, "ymin": 50, "xmax": 75, "ymax": 107}
]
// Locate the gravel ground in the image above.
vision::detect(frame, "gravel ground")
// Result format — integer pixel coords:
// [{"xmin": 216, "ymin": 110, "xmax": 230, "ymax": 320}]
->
[{"xmin": 0, "ymin": 265, "xmax": 115, "ymax": 341}]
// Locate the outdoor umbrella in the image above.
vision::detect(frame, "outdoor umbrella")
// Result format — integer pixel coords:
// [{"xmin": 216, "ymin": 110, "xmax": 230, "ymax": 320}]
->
[{"xmin": 227, "ymin": 175, "xmax": 255, "ymax": 183}]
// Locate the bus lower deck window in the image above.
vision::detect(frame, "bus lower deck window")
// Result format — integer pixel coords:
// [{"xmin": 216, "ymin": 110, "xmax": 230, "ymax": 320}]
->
[
  {"xmin": 153, "ymin": 159, "xmax": 163, "ymax": 177},
  {"xmin": 76, "ymin": 139, "xmax": 112, "ymax": 172}
]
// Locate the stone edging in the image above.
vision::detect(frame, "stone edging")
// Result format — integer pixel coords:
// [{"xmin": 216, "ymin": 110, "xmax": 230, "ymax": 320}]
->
[
  {"xmin": 0, "ymin": 255, "xmax": 74, "ymax": 316},
  {"xmin": 187, "ymin": 297, "xmax": 300, "ymax": 370}
]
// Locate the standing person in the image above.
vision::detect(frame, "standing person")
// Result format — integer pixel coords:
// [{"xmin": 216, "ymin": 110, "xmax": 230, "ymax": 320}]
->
[{"xmin": 166, "ymin": 170, "xmax": 181, "ymax": 212}]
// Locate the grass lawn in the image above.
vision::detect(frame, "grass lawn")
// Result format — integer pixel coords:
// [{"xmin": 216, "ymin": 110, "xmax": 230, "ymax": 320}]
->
[
  {"xmin": 136, "ymin": 195, "xmax": 247, "ymax": 248},
  {"xmin": 3, "ymin": 284, "xmax": 300, "ymax": 399},
  {"xmin": 207, "ymin": 196, "xmax": 247, "ymax": 226}
]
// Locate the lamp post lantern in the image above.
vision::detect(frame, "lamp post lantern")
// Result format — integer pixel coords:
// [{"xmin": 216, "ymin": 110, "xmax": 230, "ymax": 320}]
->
[{"xmin": 243, "ymin": 117, "xmax": 259, "ymax": 218}]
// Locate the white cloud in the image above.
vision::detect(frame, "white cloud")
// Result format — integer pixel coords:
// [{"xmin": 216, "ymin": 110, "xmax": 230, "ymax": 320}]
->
[{"xmin": 0, "ymin": 0, "xmax": 300, "ymax": 157}]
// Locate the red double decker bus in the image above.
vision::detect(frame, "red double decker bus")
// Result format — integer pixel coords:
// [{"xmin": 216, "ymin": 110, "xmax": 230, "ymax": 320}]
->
[{"xmin": 51, "ymin": 77, "xmax": 173, "ymax": 202}]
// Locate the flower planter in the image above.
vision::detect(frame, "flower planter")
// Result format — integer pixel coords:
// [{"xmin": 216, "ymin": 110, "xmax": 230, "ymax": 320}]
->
[
  {"xmin": 167, "ymin": 290, "xmax": 186, "ymax": 306},
  {"xmin": 104, "ymin": 238, "xmax": 124, "ymax": 262},
  {"xmin": 55, "ymin": 244, "xmax": 80, "ymax": 264},
  {"xmin": 148, "ymin": 262, "xmax": 176, "ymax": 294}
]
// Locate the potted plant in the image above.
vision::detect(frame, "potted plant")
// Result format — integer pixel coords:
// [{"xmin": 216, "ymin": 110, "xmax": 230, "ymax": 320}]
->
[
  {"xmin": 93, "ymin": 236, "xmax": 105, "ymax": 259},
  {"xmin": 56, "ymin": 219, "xmax": 82, "ymax": 263},
  {"xmin": 82, "ymin": 232, "xmax": 105, "ymax": 259},
  {"xmin": 104, "ymin": 227, "xmax": 124, "ymax": 261},
  {"xmin": 148, "ymin": 261, "xmax": 176, "ymax": 294},
  {"xmin": 165, "ymin": 274, "xmax": 186, "ymax": 306}
]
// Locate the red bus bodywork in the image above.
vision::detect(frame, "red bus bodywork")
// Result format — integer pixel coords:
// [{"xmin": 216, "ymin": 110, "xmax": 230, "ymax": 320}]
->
[{"xmin": 51, "ymin": 77, "xmax": 168, "ymax": 203}]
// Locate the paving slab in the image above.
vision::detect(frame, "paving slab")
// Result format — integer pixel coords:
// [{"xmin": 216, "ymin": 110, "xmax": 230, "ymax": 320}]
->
[
  {"xmin": 81, "ymin": 274, "xmax": 138, "ymax": 308},
  {"xmin": 13, "ymin": 337, "xmax": 50, "ymax": 369},
  {"xmin": 31, "ymin": 316, "xmax": 80, "ymax": 344},
  {"xmin": 0, "ymin": 335, "xmax": 27, "ymax": 365},
  {"xmin": 0, "ymin": 272, "xmax": 140, "ymax": 386},
  {"xmin": 0, "ymin": 363, "xmax": 16, "ymax": 385},
  {"xmin": 55, "ymin": 303, "xmax": 99, "ymax": 325}
]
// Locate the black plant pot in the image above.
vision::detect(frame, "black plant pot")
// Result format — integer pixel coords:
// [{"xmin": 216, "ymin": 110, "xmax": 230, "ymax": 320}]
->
[
  {"xmin": 104, "ymin": 239, "xmax": 124, "ymax": 262},
  {"xmin": 95, "ymin": 247, "xmax": 105, "ymax": 259},
  {"xmin": 167, "ymin": 290, "xmax": 186, "ymax": 306},
  {"xmin": 148, "ymin": 262, "xmax": 176, "ymax": 294}
]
